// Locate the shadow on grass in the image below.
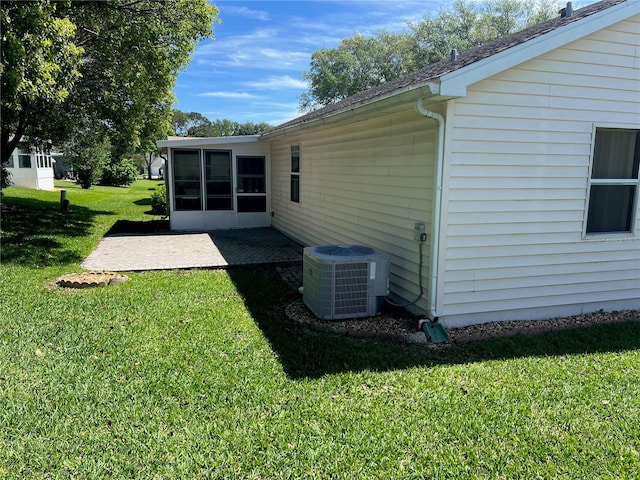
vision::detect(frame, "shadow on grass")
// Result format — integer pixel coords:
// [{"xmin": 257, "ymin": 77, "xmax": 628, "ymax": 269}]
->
[
  {"xmin": 228, "ymin": 268, "xmax": 640, "ymax": 380},
  {"xmin": 133, "ymin": 198, "xmax": 152, "ymax": 206},
  {"xmin": 0, "ymin": 196, "xmax": 113, "ymax": 267},
  {"xmin": 105, "ymin": 219, "xmax": 170, "ymax": 235}
]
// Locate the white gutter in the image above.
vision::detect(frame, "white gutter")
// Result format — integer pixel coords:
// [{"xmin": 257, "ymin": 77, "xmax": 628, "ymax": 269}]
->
[{"xmin": 415, "ymin": 99, "xmax": 444, "ymax": 321}]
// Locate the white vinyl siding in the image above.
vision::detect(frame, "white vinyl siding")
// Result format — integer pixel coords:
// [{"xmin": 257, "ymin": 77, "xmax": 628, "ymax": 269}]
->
[
  {"xmin": 439, "ymin": 15, "xmax": 640, "ymax": 326},
  {"xmin": 6, "ymin": 144, "xmax": 55, "ymax": 190},
  {"xmin": 270, "ymin": 107, "xmax": 437, "ymax": 311}
]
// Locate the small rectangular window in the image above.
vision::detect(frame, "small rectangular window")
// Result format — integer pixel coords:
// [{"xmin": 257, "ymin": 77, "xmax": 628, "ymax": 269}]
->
[
  {"xmin": 19, "ymin": 154, "xmax": 31, "ymax": 168},
  {"xmin": 290, "ymin": 175, "xmax": 300, "ymax": 203},
  {"xmin": 586, "ymin": 128, "xmax": 640, "ymax": 234},
  {"xmin": 290, "ymin": 145, "xmax": 300, "ymax": 203}
]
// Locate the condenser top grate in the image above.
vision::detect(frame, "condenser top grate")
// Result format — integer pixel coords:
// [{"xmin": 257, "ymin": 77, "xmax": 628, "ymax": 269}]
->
[{"xmin": 314, "ymin": 245, "xmax": 375, "ymax": 256}]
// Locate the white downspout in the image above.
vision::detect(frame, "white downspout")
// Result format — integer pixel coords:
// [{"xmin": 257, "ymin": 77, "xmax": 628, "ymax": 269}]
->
[{"xmin": 415, "ymin": 99, "xmax": 444, "ymax": 321}]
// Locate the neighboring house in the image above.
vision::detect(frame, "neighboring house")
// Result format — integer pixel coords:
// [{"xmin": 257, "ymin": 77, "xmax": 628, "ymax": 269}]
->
[
  {"xmin": 158, "ymin": 0, "xmax": 640, "ymax": 327},
  {"xmin": 149, "ymin": 156, "xmax": 165, "ymax": 179},
  {"xmin": 52, "ymin": 151, "xmax": 73, "ymax": 179},
  {"xmin": 5, "ymin": 143, "xmax": 56, "ymax": 190}
]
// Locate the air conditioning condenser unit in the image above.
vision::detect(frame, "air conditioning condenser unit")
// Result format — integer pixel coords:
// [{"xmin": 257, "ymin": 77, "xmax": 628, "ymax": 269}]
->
[{"xmin": 303, "ymin": 245, "xmax": 390, "ymax": 320}]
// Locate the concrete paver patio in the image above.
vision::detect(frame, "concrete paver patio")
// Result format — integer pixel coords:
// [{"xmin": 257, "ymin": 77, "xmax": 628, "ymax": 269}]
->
[{"xmin": 81, "ymin": 227, "xmax": 303, "ymax": 272}]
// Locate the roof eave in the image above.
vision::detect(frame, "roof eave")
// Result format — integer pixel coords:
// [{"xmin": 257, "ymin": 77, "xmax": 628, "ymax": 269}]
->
[{"xmin": 261, "ymin": 83, "xmax": 453, "ymax": 140}]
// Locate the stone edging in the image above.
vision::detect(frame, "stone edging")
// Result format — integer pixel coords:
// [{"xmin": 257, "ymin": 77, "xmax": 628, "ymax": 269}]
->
[{"xmin": 56, "ymin": 272, "xmax": 129, "ymax": 289}]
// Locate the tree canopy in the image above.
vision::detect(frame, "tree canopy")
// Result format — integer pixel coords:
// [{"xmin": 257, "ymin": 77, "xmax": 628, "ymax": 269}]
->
[
  {"xmin": 171, "ymin": 110, "xmax": 272, "ymax": 137},
  {"xmin": 1, "ymin": 0, "xmax": 218, "ymax": 164},
  {"xmin": 300, "ymin": 0, "xmax": 557, "ymax": 111}
]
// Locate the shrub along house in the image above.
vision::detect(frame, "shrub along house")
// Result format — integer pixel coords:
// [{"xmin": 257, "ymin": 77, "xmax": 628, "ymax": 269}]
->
[{"xmin": 158, "ymin": 0, "xmax": 640, "ymax": 328}]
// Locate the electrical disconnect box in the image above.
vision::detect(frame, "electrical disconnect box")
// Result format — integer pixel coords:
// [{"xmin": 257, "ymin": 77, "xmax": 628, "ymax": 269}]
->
[{"xmin": 414, "ymin": 223, "xmax": 427, "ymax": 242}]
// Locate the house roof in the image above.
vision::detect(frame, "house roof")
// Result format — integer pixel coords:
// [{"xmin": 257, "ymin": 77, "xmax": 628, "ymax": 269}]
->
[{"xmin": 263, "ymin": 0, "xmax": 634, "ymax": 137}]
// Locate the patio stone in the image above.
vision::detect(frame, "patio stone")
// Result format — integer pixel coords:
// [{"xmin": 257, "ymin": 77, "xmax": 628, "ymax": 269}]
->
[{"xmin": 82, "ymin": 227, "xmax": 303, "ymax": 272}]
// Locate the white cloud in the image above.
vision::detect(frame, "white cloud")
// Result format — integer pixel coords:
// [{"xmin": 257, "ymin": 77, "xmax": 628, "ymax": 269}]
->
[
  {"xmin": 220, "ymin": 5, "xmax": 270, "ymax": 21},
  {"xmin": 243, "ymin": 75, "xmax": 308, "ymax": 90},
  {"xmin": 197, "ymin": 91, "xmax": 260, "ymax": 99},
  {"xmin": 192, "ymin": 28, "xmax": 311, "ymax": 71},
  {"xmin": 264, "ymin": 104, "xmax": 305, "ymax": 126}
]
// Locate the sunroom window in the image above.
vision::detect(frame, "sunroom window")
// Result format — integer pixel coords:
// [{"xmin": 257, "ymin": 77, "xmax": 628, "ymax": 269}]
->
[
  {"xmin": 205, "ymin": 150, "xmax": 232, "ymax": 211},
  {"xmin": 586, "ymin": 128, "xmax": 640, "ymax": 234},
  {"xmin": 173, "ymin": 149, "xmax": 202, "ymax": 211}
]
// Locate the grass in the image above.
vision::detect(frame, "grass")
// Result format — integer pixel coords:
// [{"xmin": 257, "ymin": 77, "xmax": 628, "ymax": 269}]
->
[{"xmin": 1, "ymin": 181, "xmax": 639, "ymax": 478}]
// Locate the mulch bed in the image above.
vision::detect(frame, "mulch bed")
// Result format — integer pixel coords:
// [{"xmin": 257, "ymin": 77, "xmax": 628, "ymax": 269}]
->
[{"xmin": 285, "ymin": 299, "xmax": 639, "ymax": 345}]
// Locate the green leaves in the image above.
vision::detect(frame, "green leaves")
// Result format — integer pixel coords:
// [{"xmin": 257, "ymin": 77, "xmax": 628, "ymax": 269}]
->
[
  {"xmin": 1, "ymin": 0, "xmax": 218, "ymax": 164},
  {"xmin": 300, "ymin": 0, "xmax": 557, "ymax": 111},
  {"xmin": 1, "ymin": 0, "xmax": 83, "ymax": 161},
  {"xmin": 171, "ymin": 110, "xmax": 272, "ymax": 137}
]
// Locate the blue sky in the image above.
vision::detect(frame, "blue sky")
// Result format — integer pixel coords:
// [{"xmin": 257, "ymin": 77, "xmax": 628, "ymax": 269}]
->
[
  {"xmin": 173, "ymin": 0, "xmax": 449, "ymax": 125},
  {"xmin": 173, "ymin": 0, "xmax": 593, "ymax": 127}
]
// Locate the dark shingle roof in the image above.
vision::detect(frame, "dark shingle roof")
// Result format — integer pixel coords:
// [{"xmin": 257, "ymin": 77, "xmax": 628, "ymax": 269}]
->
[{"xmin": 265, "ymin": 0, "xmax": 628, "ymax": 134}]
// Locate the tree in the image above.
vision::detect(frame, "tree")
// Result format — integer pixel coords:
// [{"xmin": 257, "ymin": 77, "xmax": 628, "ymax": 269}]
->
[
  {"xmin": 171, "ymin": 110, "xmax": 211, "ymax": 137},
  {"xmin": 300, "ymin": 32, "xmax": 418, "ymax": 111},
  {"xmin": 300, "ymin": 0, "xmax": 557, "ymax": 110},
  {"xmin": 409, "ymin": 0, "xmax": 558, "ymax": 65},
  {"xmin": 63, "ymin": 129, "xmax": 110, "ymax": 189},
  {"xmin": 1, "ymin": 0, "xmax": 82, "ymax": 164},
  {"xmin": 1, "ymin": 0, "xmax": 218, "ymax": 166},
  {"xmin": 138, "ymin": 103, "xmax": 173, "ymax": 180},
  {"xmin": 171, "ymin": 110, "xmax": 272, "ymax": 137},
  {"xmin": 188, "ymin": 119, "xmax": 272, "ymax": 137}
]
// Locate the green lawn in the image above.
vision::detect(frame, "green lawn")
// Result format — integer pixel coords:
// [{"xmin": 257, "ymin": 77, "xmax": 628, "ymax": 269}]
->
[{"xmin": 1, "ymin": 181, "xmax": 639, "ymax": 478}]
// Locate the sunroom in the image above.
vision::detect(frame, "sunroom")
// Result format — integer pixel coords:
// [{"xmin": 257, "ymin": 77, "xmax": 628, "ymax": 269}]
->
[{"xmin": 156, "ymin": 135, "xmax": 270, "ymax": 231}]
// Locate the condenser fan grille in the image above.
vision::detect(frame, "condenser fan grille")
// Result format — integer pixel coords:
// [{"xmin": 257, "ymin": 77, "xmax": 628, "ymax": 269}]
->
[{"xmin": 315, "ymin": 245, "xmax": 375, "ymax": 256}]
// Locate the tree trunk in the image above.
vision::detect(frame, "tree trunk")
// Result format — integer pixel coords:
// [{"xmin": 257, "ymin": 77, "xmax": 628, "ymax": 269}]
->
[
  {"xmin": 146, "ymin": 152, "xmax": 153, "ymax": 180},
  {"xmin": 1, "ymin": 106, "xmax": 28, "ymax": 164}
]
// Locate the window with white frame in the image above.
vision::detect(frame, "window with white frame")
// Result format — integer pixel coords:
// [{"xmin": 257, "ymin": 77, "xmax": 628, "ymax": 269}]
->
[
  {"xmin": 17, "ymin": 145, "xmax": 31, "ymax": 168},
  {"xmin": 290, "ymin": 145, "xmax": 300, "ymax": 203},
  {"xmin": 586, "ymin": 128, "xmax": 640, "ymax": 234}
]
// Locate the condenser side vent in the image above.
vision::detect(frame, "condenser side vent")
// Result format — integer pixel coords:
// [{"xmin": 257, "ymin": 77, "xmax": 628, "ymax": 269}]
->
[{"xmin": 334, "ymin": 262, "xmax": 369, "ymax": 316}]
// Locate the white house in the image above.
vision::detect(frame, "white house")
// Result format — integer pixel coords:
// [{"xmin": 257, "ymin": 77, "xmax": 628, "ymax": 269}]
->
[
  {"xmin": 149, "ymin": 156, "xmax": 165, "ymax": 179},
  {"xmin": 159, "ymin": 0, "xmax": 640, "ymax": 327},
  {"xmin": 5, "ymin": 143, "xmax": 56, "ymax": 190}
]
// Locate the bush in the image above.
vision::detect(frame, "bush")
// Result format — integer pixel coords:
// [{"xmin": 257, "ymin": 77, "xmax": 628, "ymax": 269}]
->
[
  {"xmin": 64, "ymin": 132, "xmax": 109, "ymax": 189},
  {"xmin": 76, "ymin": 166, "xmax": 102, "ymax": 189},
  {"xmin": 150, "ymin": 185, "xmax": 167, "ymax": 215},
  {"xmin": 100, "ymin": 158, "xmax": 138, "ymax": 186},
  {"xmin": 1, "ymin": 163, "xmax": 12, "ymax": 189}
]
